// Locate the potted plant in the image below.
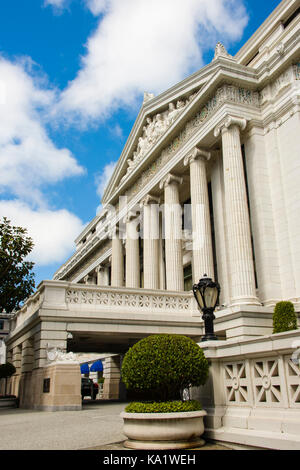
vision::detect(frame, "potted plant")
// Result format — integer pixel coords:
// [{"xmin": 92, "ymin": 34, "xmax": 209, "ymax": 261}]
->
[
  {"xmin": 0, "ymin": 362, "xmax": 17, "ymax": 408},
  {"xmin": 120, "ymin": 334, "xmax": 209, "ymax": 449}
]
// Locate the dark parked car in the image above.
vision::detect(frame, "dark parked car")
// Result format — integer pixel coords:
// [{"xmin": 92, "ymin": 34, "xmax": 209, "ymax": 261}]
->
[{"xmin": 81, "ymin": 378, "xmax": 98, "ymax": 400}]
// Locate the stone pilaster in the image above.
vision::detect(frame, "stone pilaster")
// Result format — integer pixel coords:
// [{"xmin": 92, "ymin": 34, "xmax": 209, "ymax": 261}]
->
[
  {"xmin": 124, "ymin": 211, "xmax": 140, "ymax": 288},
  {"xmin": 111, "ymin": 229, "xmax": 124, "ymax": 287},
  {"xmin": 160, "ymin": 173, "xmax": 184, "ymax": 291},
  {"xmin": 102, "ymin": 355, "xmax": 121, "ymax": 400},
  {"xmin": 184, "ymin": 147, "xmax": 214, "ymax": 282},
  {"xmin": 21, "ymin": 339, "xmax": 34, "ymax": 373},
  {"xmin": 214, "ymin": 115, "xmax": 259, "ymax": 305},
  {"xmin": 141, "ymin": 194, "xmax": 160, "ymax": 290},
  {"xmin": 12, "ymin": 345, "xmax": 22, "ymax": 375}
]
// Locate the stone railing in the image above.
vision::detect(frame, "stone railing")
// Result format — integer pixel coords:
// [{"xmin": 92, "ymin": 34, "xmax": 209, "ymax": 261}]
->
[
  {"xmin": 65, "ymin": 284, "xmax": 198, "ymax": 316},
  {"xmin": 10, "ymin": 281, "xmax": 200, "ymax": 332},
  {"xmin": 193, "ymin": 330, "xmax": 300, "ymax": 449}
]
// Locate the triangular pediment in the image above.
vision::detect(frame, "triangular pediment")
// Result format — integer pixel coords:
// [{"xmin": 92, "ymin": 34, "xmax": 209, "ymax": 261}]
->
[
  {"xmin": 102, "ymin": 50, "xmax": 258, "ymax": 205},
  {"xmin": 101, "ymin": 61, "xmax": 219, "ymax": 204}
]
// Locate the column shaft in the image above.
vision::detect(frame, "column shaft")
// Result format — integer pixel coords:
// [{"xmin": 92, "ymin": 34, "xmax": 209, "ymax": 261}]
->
[
  {"xmin": 142, "ymin": 196, "xmax": 160, "ymax": 290},
  {"xmin": 111, "ymin": 233, "xmax": 124, "ymax": 287},
  {"xmin": 97, "ymin": 266, "xmax": 110, "ymax": 286},
  {"xmin": 185, "ymin": 149, "xmax": 214, "ymax": 282},
  {"xmin": 161, "ymin": 175, "xmax": 184, "ymax": 291},
  {"xmin": 219, "ymin": 119, "xmax": 259, "ymax": 305},
  {"xmin": 125, "ymin": 216, "xmax": 140, "ymax": 288}
]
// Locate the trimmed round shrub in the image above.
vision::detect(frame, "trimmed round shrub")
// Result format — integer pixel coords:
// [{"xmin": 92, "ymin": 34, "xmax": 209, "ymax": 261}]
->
[
  {"xmin": 273, "ymin": 301, "xmax": 298, "ymax": 334},
  {"xmin": 121, "ymin": 334, "xmax": 209, "ymax": 402},
  {"xmin": 125, "ymin": 400, "xmax": 202, "ymax": 413}
]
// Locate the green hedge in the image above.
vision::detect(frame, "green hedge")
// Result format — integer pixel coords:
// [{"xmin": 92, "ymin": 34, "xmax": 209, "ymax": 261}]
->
[
  {"xmin": 121, "ymin": 334, "xmax": 209, "ymax": 402},
  {"xmin": 125, "ymin": 400, "xmax": 202, "ymax": 413},
  {"xmin": 273, "ymin": 301, "xmax": 298, "ymax": 334}
]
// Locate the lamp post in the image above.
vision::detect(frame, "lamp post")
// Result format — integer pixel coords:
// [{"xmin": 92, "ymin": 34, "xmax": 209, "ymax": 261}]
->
[{"xmin": 193, "ymin": 274, "xmax": 220, "ymax": 342}]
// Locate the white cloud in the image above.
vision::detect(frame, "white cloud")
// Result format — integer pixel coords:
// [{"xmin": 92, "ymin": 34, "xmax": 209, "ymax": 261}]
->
[
  {"xmin": 59, "ymin": 0, "xmax": 248, "ymax": 122},
  {"xmin": 86, "ymin": 0, "xmax": 109, "ymax": 16},
  {"xmin": 0, "ymin": 57, "xmax": 84, "ymax": 205},
  {"xmin": 44, "ymin": 0, "xmax": 68, "ymax": 9},
  {"xmin": 95, "ymin": 161, "xmax": 117, "ymax": 199},
  {"xmin": 0, "ymin": 57, "xmax": 86, "ymax": 268},
  {"xmin": 0, "ymin": 200, "xmax": 84, "ymax": 265}
]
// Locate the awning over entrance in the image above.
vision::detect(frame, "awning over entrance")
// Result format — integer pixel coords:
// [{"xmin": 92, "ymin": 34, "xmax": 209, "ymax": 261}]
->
[
  {"xmin": 90, "ymin": 360, "xmax": 103, "ymax": 372},
  {"xmin": 80, "ymin": 363, "xmax": 89, "ymax": 374}
]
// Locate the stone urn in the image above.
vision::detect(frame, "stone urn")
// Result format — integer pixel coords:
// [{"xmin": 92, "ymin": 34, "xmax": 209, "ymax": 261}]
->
[{"xmin": 120, "ymin": 410, "xmax": 207, "ymax": 449}]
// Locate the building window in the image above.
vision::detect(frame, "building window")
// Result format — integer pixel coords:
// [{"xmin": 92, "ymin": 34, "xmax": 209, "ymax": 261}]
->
[
  {"xmin": 0, "ymin": 321, "xmax": 4, "ymax": 330},
  {"xmin": 184, "ymin": 265, "xmax": 193, "ymax": 291}
]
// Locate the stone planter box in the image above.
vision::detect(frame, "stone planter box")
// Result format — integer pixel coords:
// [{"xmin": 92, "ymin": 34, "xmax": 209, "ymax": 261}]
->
[
  {"xmin": 120, "ymin": 410, "xmax": 207, "ymax": 449},
  {"xmin": 0, "ymin": 398, "xmax": 17, "ymax": 409}
]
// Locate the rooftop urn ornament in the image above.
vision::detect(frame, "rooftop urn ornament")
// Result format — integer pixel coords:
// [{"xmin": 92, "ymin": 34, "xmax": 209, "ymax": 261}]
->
[
  {"xmin": 213, "ymin": 42, "xmax": 234, "ymax": 61},
  {"xmin": 143, "ymin": 92, "xmax": 155, "ymax": 103},
  {"xmin": 193, "ymin": 274, "xmax": 220, "ymax": 341}
]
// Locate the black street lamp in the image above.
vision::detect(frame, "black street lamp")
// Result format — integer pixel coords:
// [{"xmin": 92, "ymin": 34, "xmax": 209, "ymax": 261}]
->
[{"xmin": 192, "ymin": 274, "xmax": 220, "ymax": 342}]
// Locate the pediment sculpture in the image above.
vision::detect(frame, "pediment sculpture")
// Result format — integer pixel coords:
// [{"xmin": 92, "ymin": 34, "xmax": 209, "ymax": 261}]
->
[{"xmin": 120, "ymin": 92, "xmax": 197, "ymax": 184}]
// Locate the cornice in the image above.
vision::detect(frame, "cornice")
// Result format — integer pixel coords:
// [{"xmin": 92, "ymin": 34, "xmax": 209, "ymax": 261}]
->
[{"xmin": 235, "ymin": 0, "xmax": 298, "ymax": 65}]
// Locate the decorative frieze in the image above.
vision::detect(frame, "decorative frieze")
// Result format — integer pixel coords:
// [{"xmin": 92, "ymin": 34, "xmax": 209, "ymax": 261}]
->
[
  {"xmin": 260, "ymin": 64, "xmax": 298, "ymax": 105},
  {"xmin": 65, "ymin": 287, "xmax": 193, "ymax": 313},
  {"xmin": 124, "ymin": 84, "xmax": 260, "ymax": 202}
]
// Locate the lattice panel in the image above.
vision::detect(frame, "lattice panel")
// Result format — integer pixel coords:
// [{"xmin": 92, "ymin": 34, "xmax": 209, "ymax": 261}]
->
[
  {"xmin": 252, "ymin": 358, "xmax": 284, "ymax": 406},
  {"xmin": 224, "ymin": 362, "xmax": 250, "ymax": 405},
  {"xmin": 285, "ymin": 355, "xmax": 300, "ymax": 408}
]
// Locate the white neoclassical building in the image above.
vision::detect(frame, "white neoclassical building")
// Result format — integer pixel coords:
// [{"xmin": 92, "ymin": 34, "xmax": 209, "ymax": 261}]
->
[{"xmin": 4, "ymin": 0, "xmax": 300, "ymax": 449}]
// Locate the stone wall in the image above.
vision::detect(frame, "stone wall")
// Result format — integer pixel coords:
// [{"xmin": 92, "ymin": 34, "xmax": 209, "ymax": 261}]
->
[{"xmin": 193, "ymin": 329, "xmax": 300, "ymax": 449}]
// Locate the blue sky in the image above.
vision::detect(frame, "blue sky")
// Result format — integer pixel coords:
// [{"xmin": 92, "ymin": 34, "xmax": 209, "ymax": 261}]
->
[{"xmin": 0, "ymin": 0, "xmax": 281, "ymax": 287}]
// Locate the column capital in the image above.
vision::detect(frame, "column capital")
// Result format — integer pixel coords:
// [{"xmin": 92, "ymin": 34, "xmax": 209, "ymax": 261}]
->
[
  {"xmin": 214, "ymin": 114, "xmax": 247, "ymax": 138},
  {"xmin": 95, "ymin": 264, "xmax": 105, "ymax": 273},
  {"xmin": 123, "ymin": 210, "xmax": 140, "ymax": 224},
  {"xmin": 140, "ymin": 194, "xmax": 160, "ymax": 207},
  {"xmin": 159, "ymin": 173, "xmax": 183, "ymax": 190},
  {"xmin": 183, "ymin": 147, "xmax": 211, "ymax": 167}
]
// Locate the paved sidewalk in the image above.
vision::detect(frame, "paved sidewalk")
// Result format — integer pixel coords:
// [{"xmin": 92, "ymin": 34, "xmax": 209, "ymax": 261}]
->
[{"xmin": 0, "ymin": 401, "xmax": 232, "ymax": 451}]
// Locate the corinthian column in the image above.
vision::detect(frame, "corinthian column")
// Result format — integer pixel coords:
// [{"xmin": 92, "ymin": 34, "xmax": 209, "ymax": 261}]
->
[
  {"xmin": 184, "ymin": 147, "xmax": 214, "ymax": 282},
  {"xmin": 160, "ymin": 173, "xmax": 184, "ymax": 291},
  {"xmin": 111, "ymin": 229, "xmax": 124, "ymax": 287},
  {"xmin": 214, "ymin": 115, "xmax": 259, "ymax": 305},
  {"xmin": 141, "ymin": 194, "xmax": 160, "ymax": 290},
  {"xmin": 124, "ymin": 211, "xmax": 140, "ymax": 288}
]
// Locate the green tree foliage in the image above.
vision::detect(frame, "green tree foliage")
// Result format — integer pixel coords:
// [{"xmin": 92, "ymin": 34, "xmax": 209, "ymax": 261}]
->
[
  {"xmin": 121, "ymin": 334, "xmax": 209, "ymax": 402},
  {"xmin": 273, "ymin": 301, "xmax": 298, "ymax": 334},
  {"xmin": 0, "ymin": 217, "xmax": 35, "ymax": 312},
  {"xmin": 0, "ymin": 362, "xmax": 16, "ymax": 380}
]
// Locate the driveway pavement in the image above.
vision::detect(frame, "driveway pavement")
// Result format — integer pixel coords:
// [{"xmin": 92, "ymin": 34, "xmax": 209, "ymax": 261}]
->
[
  {"xmin": 0, "ymin": 401, "xmax": 127, "ymax": 450},
  {"xmin": 0, "ymin": 400, "xmax": 232, "ymax": 451}
]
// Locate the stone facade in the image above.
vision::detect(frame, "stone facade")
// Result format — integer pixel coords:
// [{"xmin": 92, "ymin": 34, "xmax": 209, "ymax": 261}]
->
[{"xmin": 3, "ymin": 0, "xmax": 300, "ymax": 448}]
